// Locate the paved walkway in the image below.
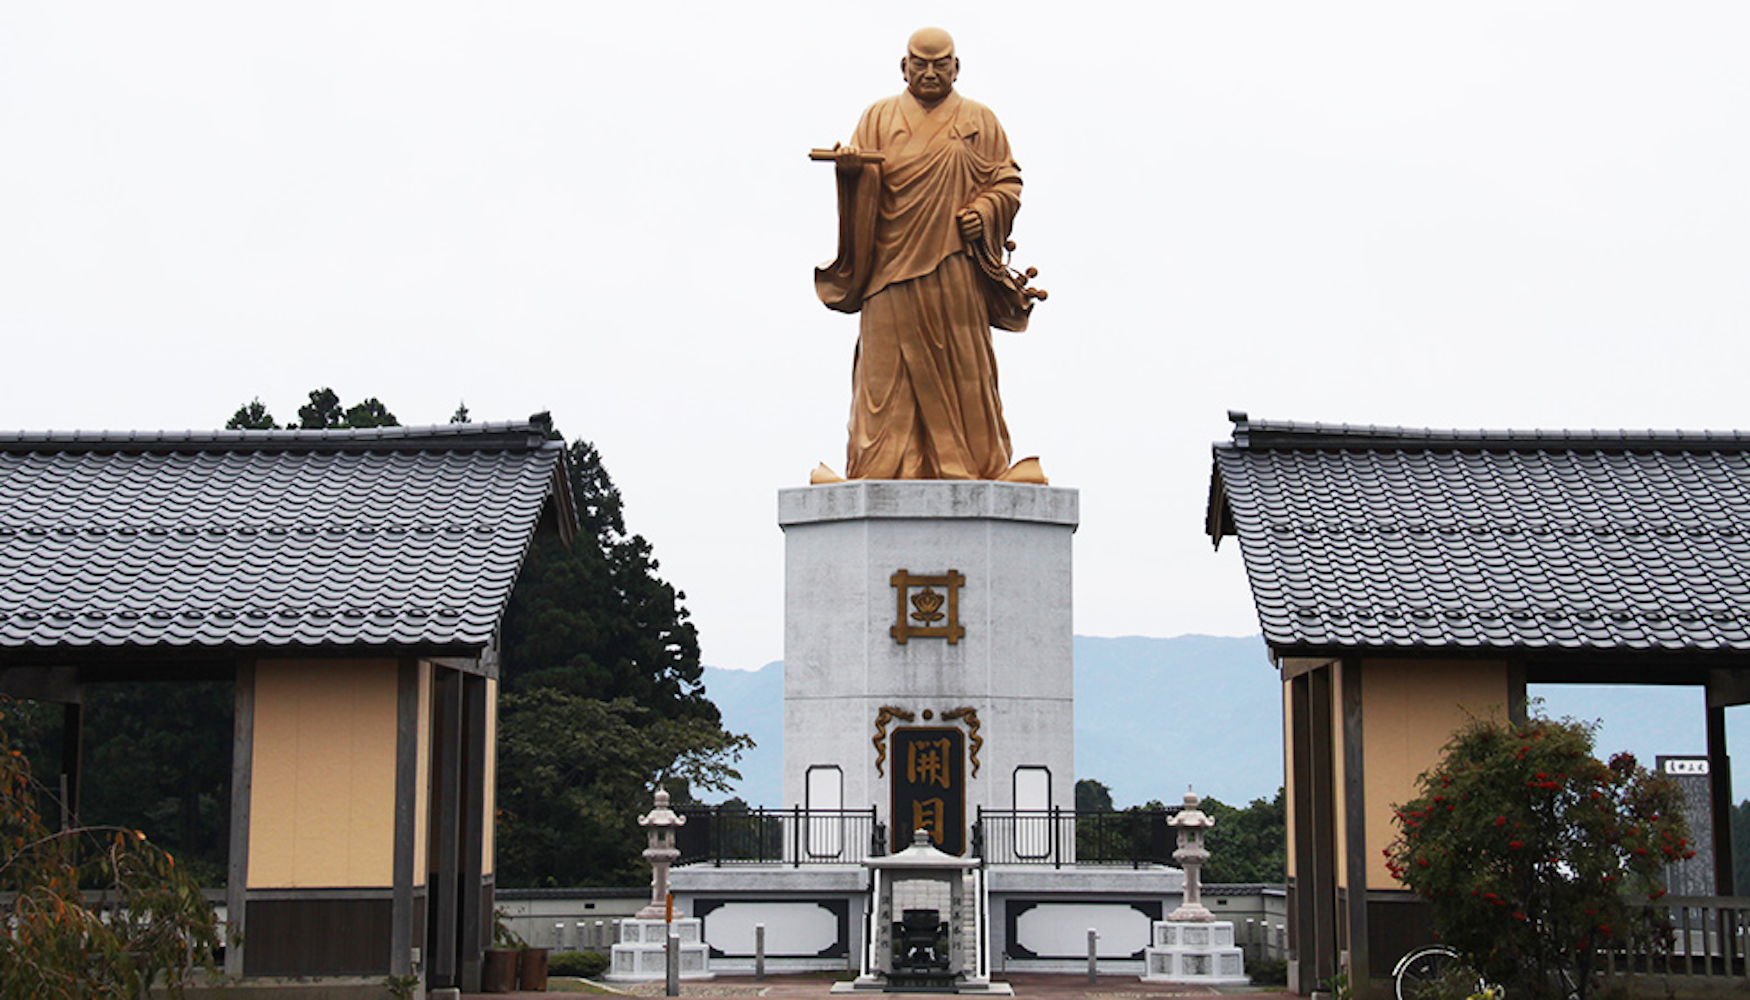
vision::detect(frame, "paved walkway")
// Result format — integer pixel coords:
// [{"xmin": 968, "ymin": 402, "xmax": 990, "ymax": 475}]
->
[{"xmin": 464, "ymin": 973, "xmax": 1296, "ymax": 1000}]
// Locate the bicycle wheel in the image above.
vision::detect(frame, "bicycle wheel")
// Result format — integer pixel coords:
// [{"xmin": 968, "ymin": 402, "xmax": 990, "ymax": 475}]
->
[{"xmin": 1394, "ymin": 945, "xmax": 1475, "ymax": 1000}]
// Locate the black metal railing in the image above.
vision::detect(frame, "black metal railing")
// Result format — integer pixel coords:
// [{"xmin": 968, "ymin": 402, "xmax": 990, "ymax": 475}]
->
[
  {"xmin": 973, "ymin": 807, "xmax": 1180, "ymax": 867},
  {"xmin": 676, "ymin": 806, "xmax": 885, "ymax": 866}
]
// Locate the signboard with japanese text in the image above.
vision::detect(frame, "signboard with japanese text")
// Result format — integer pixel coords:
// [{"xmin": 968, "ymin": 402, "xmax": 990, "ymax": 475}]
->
[{"xmin": 890, "ymin": 727, "xmax": 966, "ymax": 855}]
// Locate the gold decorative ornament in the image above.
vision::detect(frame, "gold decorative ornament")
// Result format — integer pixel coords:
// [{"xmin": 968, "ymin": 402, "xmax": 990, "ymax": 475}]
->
[
  {"xmin": 890, "ymin": 569, "xmax": 964, "ymax": 644},
  {"xmin": 942, "ymin": 706, "xmax": 983, "ymax": 777},
  {"xmin": 872, "ymin": 705, "xmax": 916, "ymax": 777}
]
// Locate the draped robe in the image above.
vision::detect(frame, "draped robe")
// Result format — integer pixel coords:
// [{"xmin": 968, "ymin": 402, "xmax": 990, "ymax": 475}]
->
[{"xmin": 815, "ymin": 90, "xmax": 1023, "ymax": 481}]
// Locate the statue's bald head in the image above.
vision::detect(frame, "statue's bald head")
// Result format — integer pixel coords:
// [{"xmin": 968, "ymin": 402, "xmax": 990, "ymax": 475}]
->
[
  {"xmin": 901, "ymin": 27, "xmax": 959, "ymax": 106},
  {"xmin": 907, "ymin": 27, "xmax": 955, "ymax": 60}
]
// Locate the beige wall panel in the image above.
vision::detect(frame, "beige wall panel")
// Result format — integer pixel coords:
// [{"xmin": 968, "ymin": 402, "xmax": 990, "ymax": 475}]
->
[
  {"xmin": 415, "ymin": 660, "xmax": 432, "ymax": 885},
  {"xmin": 1360, "ymin": 658, "xmax": 1509, "ymax": 887},
  {"xmin": 484, "ymin": 677, "xmax": 498, "ymax": 876},
  {"xmin": 250, "ymin": 659, "xmax": 399, "ymax": 888}
]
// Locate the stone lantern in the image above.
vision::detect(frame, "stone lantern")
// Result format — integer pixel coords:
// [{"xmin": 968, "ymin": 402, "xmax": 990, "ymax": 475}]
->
[
  {"xmin": 608, "ymin": 788, "xmax": 712, "ymax": 982},
  {"xmin": 637, "ymin": 788, "xmax": 684, "ymax": 919},
  {"xmin": 1142, "ymin": 788, "xmax": 1246, "ymax": 984},
  {"xmin": 1166, "ymin": 788, "xmax": 1213, "ymax": 922}
]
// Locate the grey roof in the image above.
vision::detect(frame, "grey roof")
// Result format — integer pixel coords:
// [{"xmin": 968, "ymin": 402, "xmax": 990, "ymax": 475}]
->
[
  {"xmin": 1207, "ymin": 414, "xmax": 1750, "ymax": 655},
  {"xmin": 0, "ymin": 421, "xmax": 570, "ymax": 655}
]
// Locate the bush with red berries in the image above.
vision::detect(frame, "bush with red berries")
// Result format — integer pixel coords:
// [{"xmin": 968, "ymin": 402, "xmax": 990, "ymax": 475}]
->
[{"xmin": 1386, "ymin": 713, "xmax": 1690, "ymax": 1000}]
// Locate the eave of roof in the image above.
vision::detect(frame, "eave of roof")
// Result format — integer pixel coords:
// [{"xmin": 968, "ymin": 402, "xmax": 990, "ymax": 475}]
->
[
  {"xmin": 0, "ymin": 417, "xmax": 574, "ymax": 654},
  {"xmin": 1207, "ymin": 412, "xmax": 1750, "ymax": 658}
]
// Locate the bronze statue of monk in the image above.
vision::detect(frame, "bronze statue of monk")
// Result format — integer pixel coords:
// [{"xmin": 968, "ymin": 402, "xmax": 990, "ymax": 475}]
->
[{"xmin": 814, "ymin": 28, "xmax": 1045, "ymax": 483}]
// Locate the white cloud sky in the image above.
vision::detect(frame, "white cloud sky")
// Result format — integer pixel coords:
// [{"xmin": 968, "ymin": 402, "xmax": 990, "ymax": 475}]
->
[{"xmin": 4, "ymin": 0, "xmax": 1749, "ymax": 745}]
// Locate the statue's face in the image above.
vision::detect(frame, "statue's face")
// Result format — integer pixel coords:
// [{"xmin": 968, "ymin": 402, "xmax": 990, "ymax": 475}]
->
[{"xmin": 902, "ymin": 51, "xmax": 958, "ymax": 103}]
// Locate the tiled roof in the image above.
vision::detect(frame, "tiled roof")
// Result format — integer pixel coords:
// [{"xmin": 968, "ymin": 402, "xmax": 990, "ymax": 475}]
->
[
  {"xmin": 0, "ymin": 421, "xmax": 570, "ymax": 654},
  {"xmin": 1207, "ymin": 414, "xmax": 1750, "ymax": 654}
]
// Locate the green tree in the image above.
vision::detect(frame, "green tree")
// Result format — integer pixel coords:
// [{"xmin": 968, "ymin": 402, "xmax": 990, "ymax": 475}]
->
[
  {"xmin": 450, "ymin": 401, "xmax": 471, "ymax": 424},
  {"xmin": 0, "ymin": 701, "xmax": 222, "ymax": 999},
  {"xmin": 342, "ymin": 397, "xmax": 398, "ymax": 428},
  {"xmin": 77, "ymin": 684, "xmax": 233, "ymax": 887},
  {"xmin": 499, "ymin": 439, "xmax": 716, "ymax": 724},
  {"xmin": 494, "ymin": 692, "xmax": 749, "ymax": 887},
  {"xmin": 225, "ymin": 397, "xmax": 277, "ymax": 430},
  {"xmin": 1386, "ymin": 715, "xmax": 1691, "ymax": 1000},
  {"xmin": 494, "ymin": 436, "xmax": 750, "ymax": 886},
  {"xmin": 1075, "ymin": 778, "xmax": 1114, "ymax": 812},
  {"xmin": 295, "ymin": 387, "xmax": 345, "ymax": 429},
  {"xmin": 1201, "ymin": 788, "xmax": 1286, "ymax": 883}
]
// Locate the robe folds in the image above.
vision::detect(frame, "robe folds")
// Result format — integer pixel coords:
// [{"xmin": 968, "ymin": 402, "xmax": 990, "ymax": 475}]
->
[{"xmin": 815, "ymin": 90, "xmax": 1023, "ymax": 481}]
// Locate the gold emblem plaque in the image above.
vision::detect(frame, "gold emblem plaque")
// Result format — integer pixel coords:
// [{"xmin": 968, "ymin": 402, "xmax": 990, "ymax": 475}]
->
[{"xmin": 890, "ymin": 569, "xmax": 964, "ymax": 644}]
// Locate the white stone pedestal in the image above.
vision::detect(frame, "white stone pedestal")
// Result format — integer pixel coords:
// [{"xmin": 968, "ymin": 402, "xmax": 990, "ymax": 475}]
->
[
  {"xmin": 607, "ymin": 917, "xmax": 713, "ymax": 982},
  {"xmin": 1142, "ymin": 920, "xmax": 1247, "ymax": 984},
  {"xmin": 779, "ymin": 481, "xmax": 1078, "ymax": 839}
]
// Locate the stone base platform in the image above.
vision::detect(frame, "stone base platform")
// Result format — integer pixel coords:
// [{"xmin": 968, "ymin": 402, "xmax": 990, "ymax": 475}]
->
[
  {"xmin": 1141, "ymin": 920, "xmax": 1247, "ymax": 985},
  {"xmin": 607, "ymin": 918, "xmax": 714, "ymax": 982},
  {"xmin": 832, "ymin": 974, "xmax": 1014, "ymax": 994},
  {"xmin": 672, "ymin": 863, "xmax": 1187, "ymax": 977}
]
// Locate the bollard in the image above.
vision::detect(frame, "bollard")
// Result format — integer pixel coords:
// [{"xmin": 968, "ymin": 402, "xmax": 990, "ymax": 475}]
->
[
  {"xmin": 755, "ymin": 923, "xmax": 766, "ymax": 981},
  {"xmin": 1087, "ymin": 928, "xmax": 1098, "ymax": 984},
  {"xmin": 666, "ymin": 931, "xmax": 681, "ymax": 997}
]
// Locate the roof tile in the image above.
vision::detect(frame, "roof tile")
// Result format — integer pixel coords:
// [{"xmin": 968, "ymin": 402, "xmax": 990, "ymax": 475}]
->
[{"xmin": 0, "ymin": 423, "xmax": 565, "ymax": 652}]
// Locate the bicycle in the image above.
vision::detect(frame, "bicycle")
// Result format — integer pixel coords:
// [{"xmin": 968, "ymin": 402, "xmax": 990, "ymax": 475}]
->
[{"xmin": 1393, "ymin": 944, "xmax": 1500, "ymax": 1000}]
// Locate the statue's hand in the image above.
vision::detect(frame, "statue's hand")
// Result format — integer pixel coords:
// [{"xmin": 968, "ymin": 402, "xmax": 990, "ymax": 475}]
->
[
  {"xmin": 957, "ymin": 209, "xmax": 985, "ymax": 245},
  {"xmin": 834, "ymin": 144, "xmax": 865, "ymax": 176}
]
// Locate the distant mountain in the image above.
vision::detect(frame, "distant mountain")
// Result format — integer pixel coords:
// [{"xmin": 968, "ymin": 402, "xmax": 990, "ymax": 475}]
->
[
  {"xmin": 697, "ymin": 658, "xmax": 784, "ymax": 807},
  {"xmin": 1074, "ymin": 634, "xmax": 1281, "ymax": 808},
  {"xmin": 699, "ymin": 634, "xmax": 1282, "ymax": 810},
  {"xmin": 699, "ymin": 636, "xmax": 1746, "ymax": 809}
]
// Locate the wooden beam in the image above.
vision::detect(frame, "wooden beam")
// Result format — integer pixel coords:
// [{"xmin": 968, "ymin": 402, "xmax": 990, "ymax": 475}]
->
[{"xmin": 0, "ymin": 665, "xmax": 81, "ymax": 703}]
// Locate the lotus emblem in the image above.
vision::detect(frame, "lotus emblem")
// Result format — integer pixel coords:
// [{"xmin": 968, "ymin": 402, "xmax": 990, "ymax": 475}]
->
[{"xmin": 909, "ymin": 587, "xmax": 946, "ymax": 624}]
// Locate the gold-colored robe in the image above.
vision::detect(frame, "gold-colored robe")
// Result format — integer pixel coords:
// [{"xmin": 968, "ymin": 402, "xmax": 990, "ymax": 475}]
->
[{"xmin": 816, "ymin": 90, "xmax": 1023, "ymax": 481}]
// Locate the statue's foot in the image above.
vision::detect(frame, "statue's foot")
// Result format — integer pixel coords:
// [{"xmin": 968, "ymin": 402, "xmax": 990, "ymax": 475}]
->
[
  {"xmin": 810, "ymin": 463, "xmax": 847, "ymax": 484},
  {"xmin": 996, "ymin": 456, "xmax": 1048, "ymax": 484}
]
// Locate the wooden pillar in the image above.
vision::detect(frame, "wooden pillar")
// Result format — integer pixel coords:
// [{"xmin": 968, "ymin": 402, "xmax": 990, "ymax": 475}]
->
[
  {"xmin": 225, "ymin": 662, "xmax": 255, "ymax": 978},
  {"xmin": 458, "ymin": 672, "xmax": 489, "ymax": 992},
  {"xmin": 428, "ymin": 667, "xmax": 464, "ymax": 987},
  {"xmin": 59, "ymin": 701, "xmax": 83, "ymax": 830},
  {"xmin": 1340, "ymin": 659, "xmax": 1371, "ymax": 995},
  {"xmin": 1308, "ymin": 665, "xmax": 1338, "ymax": 990},
  {"xmin": 1705, "ymin": 704, "xmax": 1735, "ymax": 895},
  {"xmin": 1289, "ymin": 672, "xmax": 1315, "ymax": 993},
  {"xmin": 391, "ymin": 658, "xmax": 420, "ymax": 977}
]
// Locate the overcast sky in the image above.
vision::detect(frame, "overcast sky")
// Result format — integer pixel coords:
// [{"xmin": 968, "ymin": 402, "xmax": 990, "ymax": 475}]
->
[{"xmin": 5, "ymin": 0, "xmax": 1750, "ymax": 733}]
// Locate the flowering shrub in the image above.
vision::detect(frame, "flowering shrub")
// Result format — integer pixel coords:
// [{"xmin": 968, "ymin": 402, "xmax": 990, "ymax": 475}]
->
[
  {"xmin": 0, "ymin": 701, "xmax": 223, "ymax": 999},
  {"xmin": 1385, "ymin": 714, "xmax": 1689, "ymax": 1000}
]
